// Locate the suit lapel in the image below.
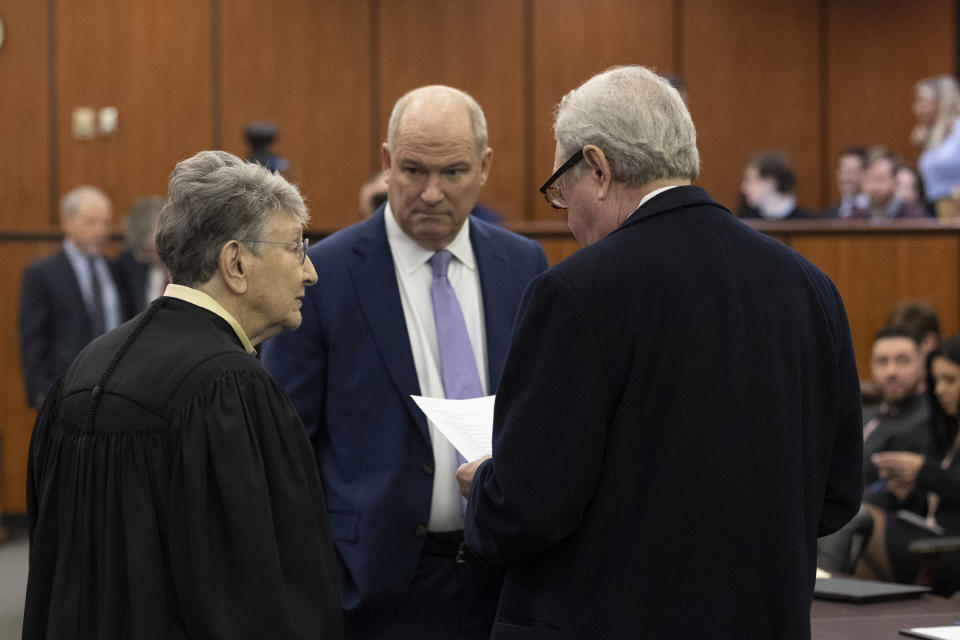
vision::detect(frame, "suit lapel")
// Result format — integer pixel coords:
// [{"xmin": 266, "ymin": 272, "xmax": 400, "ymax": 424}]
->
[
  {"xmin": 347, "ymin": 211, "xmax": 431, "ymax": 444},
  {"xmin": 55, "ymin": 251, "xmax": 95, "ymax": 337},
  {"xmin": 470, "ymin": 221, "xmax": 511, "ymax": 391}
]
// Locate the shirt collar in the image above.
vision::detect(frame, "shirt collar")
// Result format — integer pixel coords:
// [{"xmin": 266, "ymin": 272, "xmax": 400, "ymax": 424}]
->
[
  {"xmin": 383, "ymin": 202, "xmax": 476, "ymax": 275},
  {"xmin": 637, "ymin": 185, "xmax": 680, "ymax": 209},
  {"xmin": 63, "ymin": 238, "xmax": 92, "ymax": 261},
  {"xmin": 760, "ymin": 194, "xmax": 797, "ymax": 220},
  {"xmin": 162, "ymin": 284, "xmax": 256, "ymax": 354}
]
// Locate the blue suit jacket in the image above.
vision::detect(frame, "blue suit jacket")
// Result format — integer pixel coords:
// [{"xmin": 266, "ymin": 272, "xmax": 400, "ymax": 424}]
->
[
  {"xmin": 261, "ymin": 207, "xmax": 547, "ymax": 633},
  {"xmin": 19, "ymin": 251, "xmax": 101, "ymax": 407}
]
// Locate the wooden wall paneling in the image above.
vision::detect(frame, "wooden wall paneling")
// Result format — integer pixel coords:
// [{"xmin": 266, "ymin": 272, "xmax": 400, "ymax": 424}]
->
[
  {"xmin": 530, "ymin": 0, "xmax": 675, "ymax": 222},
  {"xmin": 377, "ymin": 0, "xmax": 527, "ymax": 223},
  {"xmin": 0, "ymin": 1, "xmax": 51, "ymax": 230},
  {"xmin": 790, "ymin": 233, "xmax": 960, "ymax": 379},
  {"xmin": 826, "ymin": 1, "xmax": 954, "ymax": 205},
  {"xmin": 537, "ymin": 237, "xmax": 581, "ymax": 266},
  {"xmin": 220, "ymin": 0, "xmax": 373, "ymax": 231},
  {"xmin": 56, "ymin": 0, "xmax": 213, "ymax": 223},
  {"xmin": 1, "ymin": 240, "xmax": 63, "ymax": 514},
  {"xmin": 683, "ymin": 0, "xmax": 822, "ymax": 214}
]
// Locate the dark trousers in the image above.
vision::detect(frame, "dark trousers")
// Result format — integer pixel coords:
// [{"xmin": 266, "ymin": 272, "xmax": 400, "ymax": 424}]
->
[{"xmin": 347, "ymin": 548, "xmax": 504, "ymax": 640}]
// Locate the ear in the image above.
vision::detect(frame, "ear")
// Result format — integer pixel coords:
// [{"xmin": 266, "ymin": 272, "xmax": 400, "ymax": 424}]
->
[
  {"xmin": 477, "ymin": 147, "xmax": 493, "ymax": 188},
  {"xmin": 380, "ymin": 142, "xmax": 393, "ymax": 176},
  {"xmin": 582, "ymin": 145, "xmax": 613, "ymax": 200},
  {"xmin": 219, "ymin": 240, "xmax": 247, "ymax": 295}
]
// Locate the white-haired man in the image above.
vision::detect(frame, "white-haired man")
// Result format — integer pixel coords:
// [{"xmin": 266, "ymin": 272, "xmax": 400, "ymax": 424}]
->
[
  {"xmin": 19, "ymin": 186, "xmax": 123, "ymax": 407},
  {"xmin": 458, "ymin": 66, "xmax": 863, "ymax": 639}
]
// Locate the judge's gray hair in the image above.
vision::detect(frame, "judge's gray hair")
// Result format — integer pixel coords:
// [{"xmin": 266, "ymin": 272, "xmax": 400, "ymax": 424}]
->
[
  {"xmin": 387, "ymin": 85, "xmax": 488, "ymax": 158},
  {"xmin": 156, "ymin": 150, "xmax": 308, "ymax": 286},
  {"xmin": 553, "ymin": 66, "xmax": 700, "ymax": 187}
]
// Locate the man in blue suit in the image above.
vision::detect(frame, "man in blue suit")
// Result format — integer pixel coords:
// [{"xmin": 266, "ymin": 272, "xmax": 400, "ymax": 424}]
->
[
  {"xmin": 19, "ymin": 186, "xmax": 123, "ymax": 407},
  {"xmin": 457, "ymin": 66, "xmax": 863, "ymax": 639},
  {"xmin": 262, "ymin": 85, "xmax": 547, "ymax": 639}
]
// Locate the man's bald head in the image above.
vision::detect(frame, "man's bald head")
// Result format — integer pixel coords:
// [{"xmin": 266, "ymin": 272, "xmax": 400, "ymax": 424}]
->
[
  {"xmin": 380, "ymin": 85, "xmax": 493, "ymax": 250},
  {"xmin": 387, "ymin": 85, "xmax": 488, "ymax": 159}
]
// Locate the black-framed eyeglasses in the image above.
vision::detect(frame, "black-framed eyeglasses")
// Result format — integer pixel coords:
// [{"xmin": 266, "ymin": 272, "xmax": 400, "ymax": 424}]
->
[
  {"xmin": 538, "ymin": 149, "xmax": 584, "ymax": 210},
  {"xmin": 246, "ymin": 238, "xmax": 310, "ymax": 265}
]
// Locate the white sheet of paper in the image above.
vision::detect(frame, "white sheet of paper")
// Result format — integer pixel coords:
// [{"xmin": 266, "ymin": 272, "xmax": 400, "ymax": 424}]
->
[
  {"xmin": 411, "ymin": 395, "xmax": 495, "ymax": 462},
  {"xmin": 900, "ymin": 628, "xmax": 960, "ymax": 640}
]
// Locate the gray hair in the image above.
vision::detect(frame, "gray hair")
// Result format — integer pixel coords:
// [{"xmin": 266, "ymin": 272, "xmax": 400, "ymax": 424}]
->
[
  {"xmin": 124, "ymin": 195, "xmax": 164, "ymax": 254},
  {"xmin": 60, "ymin": 185, "xmax": 110, "ymax": 218},
  {"xmin": 155, "ymin": 150, "xmax": 308, "ymax": 286},
  {"xmin": 553, "ymin": 66, "xmax": 700, "ymax": 187},
  {"xmin": 387, "ymin": 85, "xmax": 488, "ymax": 157}
]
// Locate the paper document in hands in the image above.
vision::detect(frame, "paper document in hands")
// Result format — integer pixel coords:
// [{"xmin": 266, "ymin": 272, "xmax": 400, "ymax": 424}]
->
[{"xmin": 410, "ymin": 395, "xmax": 494, "ymax": 462}]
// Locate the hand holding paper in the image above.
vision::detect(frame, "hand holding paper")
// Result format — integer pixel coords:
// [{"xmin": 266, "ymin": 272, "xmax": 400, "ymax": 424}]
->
[
  {"xmin": 457, "ymin": 456, "xmax": 491, "ymax": 497},
  {"xmin": 410, "ymin": 394, "xmax": 494, "ymax": 462}
]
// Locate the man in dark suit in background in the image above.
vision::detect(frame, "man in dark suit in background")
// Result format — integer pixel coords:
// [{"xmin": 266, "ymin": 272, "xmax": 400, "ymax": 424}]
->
[
  {"xmin": 457, "ymin": 65, "xmax": 863, "ymax": 639},
  {"xmin": 262, "ymin": 85, "xmax": 547, "ymax": 639},
  {"xmin": 822, "ymin": 147, "xmax": 868, "ymax": 218},
  {"xmin": 18, "ymin": 186, "xmax": 123, "ymax": 407}
]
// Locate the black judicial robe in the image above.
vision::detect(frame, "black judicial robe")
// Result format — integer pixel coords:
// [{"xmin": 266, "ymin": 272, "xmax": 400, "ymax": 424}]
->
[{"xmin": 23, "ymin": 297, "xmax": 343, "ymax": 640}]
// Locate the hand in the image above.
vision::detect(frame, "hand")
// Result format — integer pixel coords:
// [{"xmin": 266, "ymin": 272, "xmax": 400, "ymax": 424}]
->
[
  {"xmin": 872, "ymin": 451, "xmax": 925, "ymax": 485},
  {"xmin": 456, "ymin": 456, "xmax": 491, "ymax": 498},
  {"xmin": 886, "ymin": 477, "xmax": 917, "ymax": 502}
]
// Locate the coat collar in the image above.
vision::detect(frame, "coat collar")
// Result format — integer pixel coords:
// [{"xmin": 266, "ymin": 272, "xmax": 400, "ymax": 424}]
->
[{"xmin": 613, "ymin": 185, "xmax": 731, "ymax": 236}]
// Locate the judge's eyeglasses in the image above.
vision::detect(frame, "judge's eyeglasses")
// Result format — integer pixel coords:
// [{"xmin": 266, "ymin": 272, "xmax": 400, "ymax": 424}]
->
[{"xmin": 246, "ymin": 238, "xmax": 310, "ymax": 265}]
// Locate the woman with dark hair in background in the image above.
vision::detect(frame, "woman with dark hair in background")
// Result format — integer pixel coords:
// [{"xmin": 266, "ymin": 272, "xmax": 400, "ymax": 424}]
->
[{"xmin": 855, "ymin": 334, "xmax": 960, "ymax": 596}]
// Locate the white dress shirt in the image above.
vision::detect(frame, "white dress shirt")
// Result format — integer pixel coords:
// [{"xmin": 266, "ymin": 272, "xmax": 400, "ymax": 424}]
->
[{"xmin": 384, "ymin": 204, "xmax": 489, "ymax": 532}]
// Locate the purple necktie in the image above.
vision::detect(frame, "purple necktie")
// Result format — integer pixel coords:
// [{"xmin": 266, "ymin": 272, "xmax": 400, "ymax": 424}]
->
[
  {"xmin": 429, "ymin": 250, "xmax": 481, "ymax": 511},
  {"xmin": 429, "ymin": 250, "xmax": 483, "ymax": 401}
]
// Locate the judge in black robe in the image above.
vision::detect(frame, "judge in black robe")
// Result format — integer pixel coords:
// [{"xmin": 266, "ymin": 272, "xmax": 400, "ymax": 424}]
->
[{"xmin": 23, "ymin": 150, "xmax": 343, "ymax": 639}]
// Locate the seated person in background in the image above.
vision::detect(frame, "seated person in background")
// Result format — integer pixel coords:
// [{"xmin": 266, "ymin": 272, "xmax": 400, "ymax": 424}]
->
[
  {"xmin": 884, "ymin": 298, "xmax": 941, "ymax": 361},
  {"xmin": 359, "ymin": 170, "xmax": 504, "ymax": 224},
  {"xmin": 113, "ymin": 195, "xmax": 169, "ymax": 318},
  {"xmin": 862, "ymin": 328, "xmax": 933, "ymax": 490},
  {"xmin": 854, "ymin": 334, "xmax": 960, "ymax": 596},
  {"xmin": 819, "ymin": 327, "xmax": 932, "ymax": 573},
  {"xmin": 823, "ymin": 147, "xmax": 869, "ymax": 218},
  {"xmin": 895, "ymin": 165, "xmax": 929, "ymax": 211},
  {"xmin": 737, "ymin": 151, "xmax": 812, "ymax": 220},
  {"xmin": 358, "ymin": 171, "xmax": 389, "ymax": 219},
  {"xmin": 851, "ymin": 153, "xmax": 930, "ymax": 220}
]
